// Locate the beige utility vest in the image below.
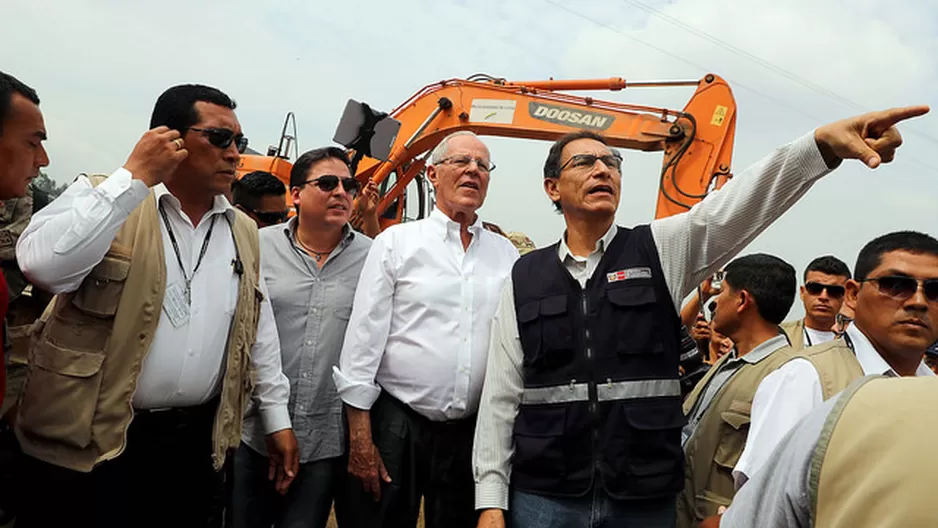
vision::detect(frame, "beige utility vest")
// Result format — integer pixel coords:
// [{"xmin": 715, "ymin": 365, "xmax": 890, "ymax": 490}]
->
[
  {"xmin": 781, "ymin": 319, "xmax": 806, "ymax": 351},
  {"xmin": 789, "ymin": 338, "xmax": 864, "ymax": 400},
  {"xmin": 810, "ymin": 376, "xmax": 938, "ymax": 527},
  {"xmin": 677, "ymin": 343, "xmax": 796, "ymax": 528},
  {"xmin": 16, "ymin": 176, "xmax": 263, "ymax": 472}
]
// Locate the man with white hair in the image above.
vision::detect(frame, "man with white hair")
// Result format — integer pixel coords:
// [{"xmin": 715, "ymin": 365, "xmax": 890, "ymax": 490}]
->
[{"xmin": 333, "ymin": 132, "xmax": 519, "ymax": 528}]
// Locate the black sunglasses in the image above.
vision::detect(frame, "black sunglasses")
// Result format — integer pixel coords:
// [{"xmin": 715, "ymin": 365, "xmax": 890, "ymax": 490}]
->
[
  {"xmin": 250, "ymin": 209, "xmax": 288, "ymax": 225},
  {"xmin": 860, "ymin": 276, "xmax": 938, "ymax": 302},
  {"xmin": 299, "ymin": 175, "xmax": 361, "ymax": 196},
  {"xmin": 188, "ymin": 127, "xmax": 249, "ymax": 153},
  {"xmin": 804, "ymin": 282, "xmax": 846, "ymax": 298},
  {"xmin": 560, "ymin": 153, "xmax": 623, "ymax": 173}
]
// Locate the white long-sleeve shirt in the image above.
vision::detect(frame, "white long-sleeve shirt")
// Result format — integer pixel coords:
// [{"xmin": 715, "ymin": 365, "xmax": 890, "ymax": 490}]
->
[
  {"xmin": 16, "ymin": 168, "xmax": 291, "ymax": 434},
  {"xmin": 733, "ymin": 323, "xmax": 935, "ymax": 487},
  {"xmin": 332, "ymin": 208, "xmax": 520, "ymax": 422},
  {"xmin": 473, "ymin": 132, "xmax": 832, "ymax": 511}
]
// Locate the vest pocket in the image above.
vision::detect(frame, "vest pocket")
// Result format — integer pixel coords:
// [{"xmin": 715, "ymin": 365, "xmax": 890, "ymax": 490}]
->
[
  {"xmin": 72, "ymin": 253, "xmax": 132, "ymax": 317},
  {"xmin": 513, "ymin": 406, "xmax": 567, "ymax": 480},
  {"xmin": 18, "ymin": 341, "xmax": 105, "ymax": 449},
  {"xmin": 694, "ymin": 490, "xmax": 732, "ymax": 521},
  {"xmin": 611, "ymin": 401, "xmax": 683, "ymax": 491},
  {"xmin": 518, "ymin": 295, "xmax": 574, "ymax": 371},
  {"xmin": 606, "ymin": 285, "xmax": 661, "ymax": 355},
  {"xmin": 713, "ymin": 406, "xmax": 751, "ymax": 471}
]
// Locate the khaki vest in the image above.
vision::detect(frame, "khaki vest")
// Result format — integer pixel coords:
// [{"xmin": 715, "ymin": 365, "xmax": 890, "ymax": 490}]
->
[
  {"xmin": 780, "ymin": 318, "xmax": 806, "ymax": 351},
  {"xmin": 16, "ymin": 175, "xmax": 263, "ymax": 472},
  {"xmin": 810, "ymin": 376, "xmax": 938, "ymax": 527},
  {"xmin": 791, "ymin": 338, "xmax": 864, "ymax": 400},
  {"xmin": 676, "ymin": 343, "xmax": 797, "ymax": 528}
]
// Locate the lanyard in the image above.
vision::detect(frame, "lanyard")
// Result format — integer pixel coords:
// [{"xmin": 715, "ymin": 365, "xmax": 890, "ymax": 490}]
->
[
  {"xmin": 803, "ymin": 327, "xmax": 813, "ymax": 347},
  {"xmin": 159, "ymin": 203, "xmax": 217, "ymax": 299}
]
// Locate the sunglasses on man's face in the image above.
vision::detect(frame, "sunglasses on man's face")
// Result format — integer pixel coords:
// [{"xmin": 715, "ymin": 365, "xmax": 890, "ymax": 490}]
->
[
  {"xmin": 300, "ymin": 175, "xmax": 361, "ymax": 197},
  {"xmin": 250, "ymin": 209, "xmax": 288, "ymax": 226},
  {"xmin": 861, "ymin": 275, "xmax": 938, "ymax": 303},
  {"xmin": 805, "ymin": 282, "xmax": 846, "ymax": 298},
  {"xmin": 188, "ymin": 127, "xmax": 249, "ymax": 153}
]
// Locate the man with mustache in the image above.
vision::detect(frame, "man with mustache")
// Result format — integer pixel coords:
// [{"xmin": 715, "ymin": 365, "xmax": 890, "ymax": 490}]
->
[
  {"xmin": 472, "ymin": 105, "xmax": 928, "ymax": 528},
  {"xmin": 733, "ymin": 231, "xmax": 938, "ymax": 489},
  {"xmin": 333, "ymin": 131, "xmax": 519, "ymax": 528},
  {"xmin": 781, "ymin": 255, "xmax": 852, "ymax": 350},
  {"xmin": 13, "ymin": 84, "xmax": 297, "ymax": 528}
]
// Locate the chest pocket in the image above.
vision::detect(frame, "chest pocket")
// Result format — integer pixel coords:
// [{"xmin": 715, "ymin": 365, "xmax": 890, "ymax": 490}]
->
[
  {"xmin": 72, "ymin": 252, "xmax": 132, "ymax": 318},
  {"xmin": 606, "ymin": 283, "xmax": 661, "ymax": 356},
  {"xmin": 518, "ymin": 294, "xmax": 574, "ymax": 372},
  {"xmin": 713, "ymin": 401, "xmax": 752, "ymax": 472}
]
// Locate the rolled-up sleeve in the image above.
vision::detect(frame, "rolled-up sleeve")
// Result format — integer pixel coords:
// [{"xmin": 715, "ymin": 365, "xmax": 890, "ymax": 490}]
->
[
  {"xmin": 650, "ymin": 133, "xmax": 832, "ymax": 309},
  {"xmin": 250, "ymin": 269, "xmax": 292, "ymax": 434},
  {"xmin": 333, "ymin": 231, "xmax": 397, "ymax": 410},
  {"xmin": 473, "ymin": 279, "xmax": 525, "ymax": 511}
]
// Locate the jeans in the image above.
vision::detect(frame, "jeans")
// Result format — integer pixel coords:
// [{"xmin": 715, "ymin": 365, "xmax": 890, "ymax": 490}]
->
[
  {"xmin": 510, "ymin": 487, "xmax": 676, "ymax": 528},
  {"xmin": 229, "ymin": 442, "xmax": 342, "ymax": 528}
]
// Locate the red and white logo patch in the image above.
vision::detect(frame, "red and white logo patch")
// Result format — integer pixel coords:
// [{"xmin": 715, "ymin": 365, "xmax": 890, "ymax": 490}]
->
[{"xmin": 607, "ymin": 267, "xmax": 653, "ymax": 283}]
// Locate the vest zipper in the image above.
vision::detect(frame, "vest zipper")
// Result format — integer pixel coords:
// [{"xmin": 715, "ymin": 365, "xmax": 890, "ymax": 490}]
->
[{"xmin": 581, "ymin": 290, "xmax": 601, "ymax": 476}]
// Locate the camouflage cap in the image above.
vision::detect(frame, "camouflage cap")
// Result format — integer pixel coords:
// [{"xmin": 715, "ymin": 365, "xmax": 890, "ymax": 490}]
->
[{"xmin": 507, "ymin": 231, "xmax": 536, "ymax": 255}]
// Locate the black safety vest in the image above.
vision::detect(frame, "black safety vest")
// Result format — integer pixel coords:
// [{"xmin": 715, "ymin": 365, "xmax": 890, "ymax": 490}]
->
[{"xmin": 511, "ymin": 225, "xmax": 684, "ymax": 499}]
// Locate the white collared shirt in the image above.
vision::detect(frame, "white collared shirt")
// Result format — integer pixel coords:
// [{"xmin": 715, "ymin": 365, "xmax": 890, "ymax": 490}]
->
[
  {"xmin": 557, "ymin": 223, "xmax": 618, "ymax": 288},
  {"xmin": 734, "ymin": 323, "xmax": 935, "ymax": 486},
  {"xmin": 332, "ymin": 208, "xmax": 520, "ymax": 422},
  {"xmin": 17, "ymin": 168, "xmax": 291, "ymax": 433}
]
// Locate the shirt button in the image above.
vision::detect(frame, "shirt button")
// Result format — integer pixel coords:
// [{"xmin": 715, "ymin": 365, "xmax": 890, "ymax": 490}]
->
[
  {"xmin": 305, "ymin": 340, "xmax": 313, "ymax": 346},
  {"xmin": 311, "ymin": 308, "xmax": 318, "ymax": 314}
]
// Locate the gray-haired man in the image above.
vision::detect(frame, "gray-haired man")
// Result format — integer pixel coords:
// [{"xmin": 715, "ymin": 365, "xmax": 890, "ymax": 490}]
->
[{"xmin": 333, "ymin": 132, "xmax": 519, "ymax": 528}]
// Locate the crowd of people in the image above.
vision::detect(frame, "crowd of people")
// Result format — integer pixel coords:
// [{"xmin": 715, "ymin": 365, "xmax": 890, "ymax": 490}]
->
[{"xmin": 0, "ymin": 69, "xmax": 935, "ymax": 528}]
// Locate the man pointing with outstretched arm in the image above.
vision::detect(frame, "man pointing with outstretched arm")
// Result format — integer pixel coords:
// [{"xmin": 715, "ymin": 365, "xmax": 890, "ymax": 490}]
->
[{"xmin": 472, "ymin": 105, "xmax": 928, "ymax": 528}]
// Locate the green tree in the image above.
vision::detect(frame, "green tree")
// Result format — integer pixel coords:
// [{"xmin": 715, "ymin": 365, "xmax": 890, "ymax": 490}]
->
[{"xmin": 31, "ymin": 172, "xmax": 68, "ymax": 199}]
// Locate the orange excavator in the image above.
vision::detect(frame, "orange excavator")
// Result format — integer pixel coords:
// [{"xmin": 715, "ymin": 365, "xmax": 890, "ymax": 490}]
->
[{"xmin": 237, "ymin": 73, "xmax": 737, "ymax": 230}]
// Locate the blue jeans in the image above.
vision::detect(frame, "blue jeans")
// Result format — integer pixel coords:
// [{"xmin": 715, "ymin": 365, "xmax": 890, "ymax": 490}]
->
[
  {"xmin": 229, "ymin": 442, "xmax": 342, "ymax": 528},
  {"xmin": 509, "ymin": 488, "xmax": 676, "ymax": 528}
]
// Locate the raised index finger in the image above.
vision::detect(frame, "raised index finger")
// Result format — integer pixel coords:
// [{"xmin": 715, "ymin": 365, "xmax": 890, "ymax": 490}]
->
[{"xmin": 869, "ymin": 105, "xmax": 930, "ymax": 134}]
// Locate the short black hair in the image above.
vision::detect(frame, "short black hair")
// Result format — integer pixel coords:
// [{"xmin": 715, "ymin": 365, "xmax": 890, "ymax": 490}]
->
[
  {"xmin": 855, "ymin": 231, "xmax": 938, "ymax": 281},
  {"xmin": 0, "ymin": 71, "xmax": 40, "ymax": 136},
  {"xmin": 543, "ymin": 130, "xmax": 610, "ymax": 213},
  {"xmin": 231, "ymin": 171, "xmax": 286, "ymax": 210},
  {"xmin": 149, "ymin": 84, "xmax": 236, "ymax": 132},
  {"xmin": 290, "ymin": 147, "xmax": 351, "ymax": 188},
  {"xmin": 723, "ymin": 253, "xmax": 797, "ymax": 325},
  {"xmin": 804, "ymin": 255, "xmax": 851, "ymax": 281}
]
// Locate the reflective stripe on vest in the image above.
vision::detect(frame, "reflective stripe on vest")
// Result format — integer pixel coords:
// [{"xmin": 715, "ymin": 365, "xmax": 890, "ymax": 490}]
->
[{"xmin": 521, "ymin": 379, "xmax": 680, "ymax": 405}]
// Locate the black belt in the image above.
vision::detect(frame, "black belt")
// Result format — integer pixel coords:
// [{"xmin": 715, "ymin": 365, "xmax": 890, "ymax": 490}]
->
[
  {"xmin": 133, "ymin": 396, "xmax": 219, "ymax": 423},
  {"xmin": 377, "ymin": 391, "xmax": 476, "ymax": 428}
]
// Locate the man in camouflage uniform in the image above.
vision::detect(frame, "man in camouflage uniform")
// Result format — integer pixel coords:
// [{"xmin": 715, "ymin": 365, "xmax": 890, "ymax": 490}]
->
[{"xmin": 0, "ymin": 185, "xmax": 51, "ymax": 421}]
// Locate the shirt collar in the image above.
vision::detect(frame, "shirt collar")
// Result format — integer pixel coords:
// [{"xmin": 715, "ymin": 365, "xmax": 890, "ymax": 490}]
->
[
  {"xmin": 154, "ymin": 184, "xmax": 235, "ymax": 223},
  {"xmin": 557, "ymin": 224, "xmax": 618, "ymax": 263},
  {"xmin": 284, "ymin": 216, "xmax": 355, "ymax": 248},
  {"xmin": 429, "ymin": 207, "xmax": 483, "ymax": 242},
  {"xmin": 739, "ymin": 334, "xmax": 790, "ymax": 365},
  {"xmin": 847, "ymin": 324, "xmax": 936, "ymax": 377}
]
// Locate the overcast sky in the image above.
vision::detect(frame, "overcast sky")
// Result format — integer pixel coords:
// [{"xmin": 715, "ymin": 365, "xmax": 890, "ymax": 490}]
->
[{"xmin": 3, "ymin": 0, "xmax": 937, "ymax": 317}]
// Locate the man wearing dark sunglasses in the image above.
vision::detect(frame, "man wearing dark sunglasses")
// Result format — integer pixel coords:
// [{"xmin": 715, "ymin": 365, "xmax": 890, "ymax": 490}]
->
[
  {"xmin": 231, "ymin": 170, "xmax": 288, "ymax": 228},
  {"xmin": 233, "ymin": 147, "xmax": 371, "ymax": 528},
  {"xmin": 781, "ymin": 255, "xmax": 852, "ymax": 350},
  {"xmin": 13, "ymin": 84, "xmax": 297, "ymax": 528},
  {"xmin": 474, "ymin": 104, "xmax": 929, "ymax": 528},
  {"xmin": 734, "ymin": 231, "xmax": 938, "ymax": 490}
]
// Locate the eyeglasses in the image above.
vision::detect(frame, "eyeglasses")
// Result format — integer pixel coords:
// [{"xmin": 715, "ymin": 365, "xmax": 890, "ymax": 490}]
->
[
  {"xmin": 860, "ymin": 275, "xmax": 938, "ymax": 303},
  {"xmin": 437, "ymin": 155, "xmax": 496, "ymax": 173},
  {"xmin": 188, "ymin": 127, "xmax": 249, "ymax": 153},
  {"xmin": 835, "ymin": 312, "xmax": 853, "ymax": 329},
  {"xmin": 560, "ymin": 153, "xmax": 623, "ymax": 173},
  {"xmin": 299, "ymin": 175, "xmax": 361, "ymax": 197},
  {"xmin": 249, "ymin": 209, "xmax": 288, "ymax": 225},
  {"xmin": 804, "ymin": 282, "xmax": 846, "ymax": 298}
]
